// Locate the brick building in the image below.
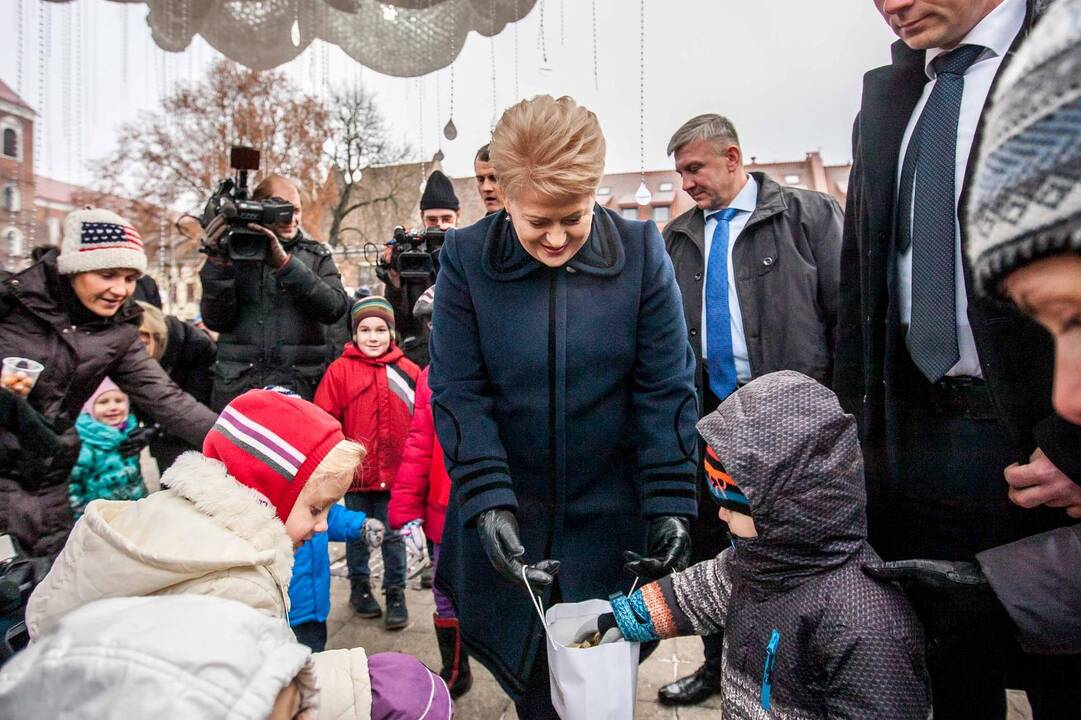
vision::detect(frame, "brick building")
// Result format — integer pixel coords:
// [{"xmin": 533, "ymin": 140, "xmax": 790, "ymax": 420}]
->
[{"xmin": 0, "ymin": 78, "xmax": 36, "ymax": 271}]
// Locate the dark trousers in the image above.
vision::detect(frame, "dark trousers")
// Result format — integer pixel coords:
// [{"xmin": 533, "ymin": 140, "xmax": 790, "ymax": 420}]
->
[
  {"xmin": 879, "ymin": 351, "xmax": 1081, "ymax": 718},
  {"xmin": 345, "ymin": 491, "xmax": 407, "ymax": 590},
  {"xmin": 292, "ymin": 620, "xmax": 327, "ymax": 653},
  {"xmin": 693, "ymin": 372, "xmax": 728, "ymax": 670}
]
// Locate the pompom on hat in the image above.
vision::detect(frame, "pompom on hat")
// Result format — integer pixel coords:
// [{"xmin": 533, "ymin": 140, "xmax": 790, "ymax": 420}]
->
[
  {"xmin": 203, "ymin": 389, "xmax": 346, "ymax": 523},
  {"xmin": 57, "ymin": 208, "xmax": 147, "ymax": 276},
  {"xmin": 966, "ymin": 0, "xmax": 1081, "ymax": 297}
]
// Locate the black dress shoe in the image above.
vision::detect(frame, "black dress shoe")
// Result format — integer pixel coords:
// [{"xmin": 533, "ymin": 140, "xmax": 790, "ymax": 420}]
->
[{"xmin": 657, "ymin": 662, "xmax": 721, "ymax": 706}]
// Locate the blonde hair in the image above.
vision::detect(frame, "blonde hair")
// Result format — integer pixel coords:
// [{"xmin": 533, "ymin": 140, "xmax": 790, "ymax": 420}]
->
[
  {"xmin": 306, "ymin": 439, "xmax": 365, "ymax": 499},
  {"xmin": 489, "ymin": 95, "xmax": 606, "ymax": 201}
]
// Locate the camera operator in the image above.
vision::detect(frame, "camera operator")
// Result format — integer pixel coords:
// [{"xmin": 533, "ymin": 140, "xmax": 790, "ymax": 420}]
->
[
  {"xmin": 199, "ymin": 174, "xmax": 348, "ymax": 409},
  {"xmin": 382, "ymin": 170, "xmax": 460, "ymax": 367}
]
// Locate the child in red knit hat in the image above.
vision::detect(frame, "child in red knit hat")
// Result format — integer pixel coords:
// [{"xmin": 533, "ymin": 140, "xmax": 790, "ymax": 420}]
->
[
  {"xmin": 26, "ymin": 388, "xmax": 372, "ymax": 638},
  {"xmin": 315, "ymin": 295, "xmax": 420, "ymax": 630}
]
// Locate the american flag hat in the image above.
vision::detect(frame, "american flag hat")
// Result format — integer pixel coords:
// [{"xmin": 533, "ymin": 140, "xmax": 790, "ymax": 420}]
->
[
  {"xmin": 56, "ymin": 208, "xmax": 147, "ymax": 276},
  {"xmin": 203, "ymin": 389, "xmax": 347, "ymax": 523}
]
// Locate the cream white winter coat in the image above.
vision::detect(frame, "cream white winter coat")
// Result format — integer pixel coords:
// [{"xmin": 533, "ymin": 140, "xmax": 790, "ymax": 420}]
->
[{"xmin": 27, "ymin": 452, "xmax": 295, "ymax": 640}]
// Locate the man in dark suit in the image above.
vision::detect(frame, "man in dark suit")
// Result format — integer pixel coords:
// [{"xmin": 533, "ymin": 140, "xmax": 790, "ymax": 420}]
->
[
  {"xmin": 660, "ymin": 113, "xmax": 842, "ymax": 706},
  {"xmin": 835, "ymin": 1, "xmax": 1081, "ymax": 716}
]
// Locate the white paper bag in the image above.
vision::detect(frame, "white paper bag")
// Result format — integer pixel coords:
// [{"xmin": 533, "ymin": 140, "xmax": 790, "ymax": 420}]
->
[{"xmin": 527, "ymin": 591, "xmax": 641, "ymax": 720}]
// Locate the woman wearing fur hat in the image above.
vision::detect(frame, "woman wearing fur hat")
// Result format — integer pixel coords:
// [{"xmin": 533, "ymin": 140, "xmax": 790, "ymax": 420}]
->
[
  {"xmin": 0, "ymin": 208, "xmax": 217, "ymax": 557},
  {"xmin": 428, "ymin": 95, "xmax": 698, "ymax": 716}
]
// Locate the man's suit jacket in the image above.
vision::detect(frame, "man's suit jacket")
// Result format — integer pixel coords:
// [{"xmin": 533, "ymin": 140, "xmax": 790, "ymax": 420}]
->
[{"xmin": 833, "ymin": 0, "xmax": 1081, "ymax": 490}]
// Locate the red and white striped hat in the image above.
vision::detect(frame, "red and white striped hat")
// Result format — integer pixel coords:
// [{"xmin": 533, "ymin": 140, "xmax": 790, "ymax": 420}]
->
[
  {"xmin": 203, "ymin": 389, "xmax": 346, "ymax": 522},
  {"xmin": 57, "ymin": 208, "xmax": 147, "ymax": 276}
]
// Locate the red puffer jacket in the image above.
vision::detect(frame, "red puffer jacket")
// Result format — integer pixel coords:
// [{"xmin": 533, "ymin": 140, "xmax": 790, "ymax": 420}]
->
[
  {"xmin": 314, "ymin": 343, "xmax": 419, "ymax": 493},
  {"xmin": 388, "ymin": 368, "xmax": 450, "ymax": 542}
]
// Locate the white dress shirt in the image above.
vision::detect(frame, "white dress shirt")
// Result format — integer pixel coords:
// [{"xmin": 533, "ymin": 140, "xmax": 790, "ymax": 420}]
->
[
  {"xmin": 701, "ymin": 173, "xmax": 758, "ymax": 384},
  {"xmin": 896, "ymin": 0, "xmax": 1024, "ymax": 378}
]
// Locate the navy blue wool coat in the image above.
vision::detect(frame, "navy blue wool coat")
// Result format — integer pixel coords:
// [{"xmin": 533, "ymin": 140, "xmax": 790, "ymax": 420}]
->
[{"xmin": 429, "ymin": 207, "xmax": 699, "ymax": 698}]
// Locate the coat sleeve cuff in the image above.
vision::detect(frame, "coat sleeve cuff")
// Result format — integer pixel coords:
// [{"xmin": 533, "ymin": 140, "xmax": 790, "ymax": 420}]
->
[
  {"xmin": 639, "ymin": 472, "xmax": 698, "ymax": 519},
  {"xmin": 1032, "ymin": 414, "xmax": 1081, "ymax": 487},
  {"xmin": 458, "ymin": 479, "xmax": 518, "ymax": 526}
]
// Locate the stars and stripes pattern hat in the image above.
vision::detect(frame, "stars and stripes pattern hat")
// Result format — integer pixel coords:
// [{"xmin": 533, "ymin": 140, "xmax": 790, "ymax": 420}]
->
[
  {"xmin": 203, "ymin": 389, "xmax": 346, "ymax": 523},
  {"xmin": 57, "ymin": 208, "xmax": 147, "ymax": 276}
]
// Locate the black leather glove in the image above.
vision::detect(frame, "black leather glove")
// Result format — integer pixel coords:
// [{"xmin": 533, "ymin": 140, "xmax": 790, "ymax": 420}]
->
[
  {"xmin": 118, "ymin": 424, "xmax": 160, "ymax": 458},
  {"xmin": 0, "ymin": 389, "xmax": 61, "ymax": 457},
  {"xmin": 863, "ymin": 559, "xmax": 1013, "ymax": 645},
  {"xmin": 477, "ymin": 508, "xmax": 560, "ymax": 594},
  {"xmin": 623, "ymin": 516, "xmax": 691, "ymax": 581}
]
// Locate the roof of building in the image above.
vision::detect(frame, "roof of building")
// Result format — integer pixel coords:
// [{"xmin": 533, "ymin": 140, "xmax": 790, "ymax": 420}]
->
[
  {"xmin": 34, "ymin": 176, "xmax": 84, "ymax": 205},
  {"xmin": 0, "ymin": 78, "xmax": 34, "ymax": 113}
]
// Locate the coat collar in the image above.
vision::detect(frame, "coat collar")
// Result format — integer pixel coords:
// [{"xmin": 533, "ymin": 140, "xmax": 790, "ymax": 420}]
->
[
  {"xmin": 481, "ymin": 205, "xmax": 626, "ymax": 281},
  {"xmin": 342, "ymin": 342, "xmax": 405, "ymax": 365}
]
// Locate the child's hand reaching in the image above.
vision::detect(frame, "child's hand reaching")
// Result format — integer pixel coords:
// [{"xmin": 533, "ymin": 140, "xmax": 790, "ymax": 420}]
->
[
  {"xmin": 399, "ymin": 519, "xmax": 427, "ymax": 557},
  {"xmin": 361, "ymin": 518, "xmax": 385, "ymax": 549}
]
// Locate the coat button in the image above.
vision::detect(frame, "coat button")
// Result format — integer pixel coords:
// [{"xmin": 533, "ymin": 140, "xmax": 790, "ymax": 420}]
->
[
  {"xmin": 566, "ymin": 266, "xmax": 577, "ymax": 274},
  {"xmin": 762, "ymin": 256, "xmax": 774, "ymax": 267},
  {"xmin": 689, "ymin": 328, "xmax": 698, "ymax": 337},
  {"xmin": 10, "ymin": 279, "xmax": 18, "ymax": 287},
  {"xmin": 62, "ymin": 328, "xmax": 71, "ymax": 334},
  {"xmin": 380, "ymin": 482, "xmax": 386, "ymax": 488},
  {"xmin": 694, "ymin": 271, "xmax": 703, "ymax": 281}
]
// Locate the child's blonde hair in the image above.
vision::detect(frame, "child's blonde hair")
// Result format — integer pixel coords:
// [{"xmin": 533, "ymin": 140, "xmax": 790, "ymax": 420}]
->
[
  {"xmin": 489, "ymin": 95, "xmax": 606, "ymax": 201},
  {"xmin": 305, "ymin": 439, "xmax": 365, "ymax": 499}
]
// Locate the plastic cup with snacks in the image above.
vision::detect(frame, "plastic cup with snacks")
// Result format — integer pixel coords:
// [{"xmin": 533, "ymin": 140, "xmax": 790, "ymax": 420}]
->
[{"xmin": 1, "ymin": 358, "xmax": 44, "ymax": 398}]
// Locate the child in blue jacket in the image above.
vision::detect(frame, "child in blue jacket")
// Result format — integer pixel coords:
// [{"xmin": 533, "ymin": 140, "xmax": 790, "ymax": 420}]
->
[
  {"xmin": 289, "ymin": 504, "xmax": 385, "ymax": 651},
  {"xmin": 69, "ymin": 378, "xmax": 145, "ymax": 519}
]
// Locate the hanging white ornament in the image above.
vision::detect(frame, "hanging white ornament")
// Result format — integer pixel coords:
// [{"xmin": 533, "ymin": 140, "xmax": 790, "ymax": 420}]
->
[
  {"xmin": 290, "ymin": 18, "xmax": 301, "ymax": 47},
  {"xmin": 443, "ymin": 118, "xmax": 457, "ymax": 141},
  {"xmin": 433, "ymin": 148, "xmax": 445, "ymax": 162},
  {"xmin": 635, "ymin": 181, "xmax": 653, "ymax": 206}
]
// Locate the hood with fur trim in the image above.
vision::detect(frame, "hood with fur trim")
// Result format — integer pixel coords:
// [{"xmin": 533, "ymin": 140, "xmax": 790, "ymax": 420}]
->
[{"xmin": 26, "ymin": 452, "xmax": 296, "ymax": 640}]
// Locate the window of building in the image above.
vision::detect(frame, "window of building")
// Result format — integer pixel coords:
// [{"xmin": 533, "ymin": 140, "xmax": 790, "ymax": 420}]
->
[
  {"xmin": 597, "ymin": 186, "xmax": 612, "ymax": 196},
  {"xmin": 2, "ymin": 126, "xmax": 19, "ymax": 159},
  {"xmin": 658, "ymin": 181, "xmax": 673, "ymax": 192},
  {"xmin": 4, "ymin": 227, "xmax": 24, "ymax": 260},
  {"xmin": 622, "ymin": 207, "xmax": 639, "ymax": 220},
  {"xmin": 2, "ymin": 186, "xmax": 19, "ymax": 212},
  {"xmin": 784, "ymin": 174, "xmax": 801, "ymax": 185},
  {"xmin": 654, "ymin": 205, "xmax": 670, "ymax": 223},
  {"xmin": 47, "ymin": 217, "xmax": 61, "ymax": 244}
]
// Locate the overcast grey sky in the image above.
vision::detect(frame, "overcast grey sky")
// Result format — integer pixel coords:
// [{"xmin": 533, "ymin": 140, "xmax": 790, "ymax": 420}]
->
[{"xmin": 1, "ymin": 0, "xmax": 897, "ymax": 188}]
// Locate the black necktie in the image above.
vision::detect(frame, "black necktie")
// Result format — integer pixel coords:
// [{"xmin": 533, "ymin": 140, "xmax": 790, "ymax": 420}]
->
[{"xmin": 897, "ymin": 43, "xmax": 985, "ymax": 382}]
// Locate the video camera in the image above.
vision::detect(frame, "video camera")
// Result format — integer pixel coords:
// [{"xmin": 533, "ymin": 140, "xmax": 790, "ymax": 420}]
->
[
  {"xmin": 200, "ymin": 146, "xmax": 293, "ymax": 262},
  {"xmin": 376, "ymin": 225, "xmax": 446, "ymax": 285}
]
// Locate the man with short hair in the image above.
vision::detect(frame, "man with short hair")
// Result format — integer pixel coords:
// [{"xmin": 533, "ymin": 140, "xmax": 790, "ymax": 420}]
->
[
  {"xmin": 659, "ymin": 113, "xmax": 842, "ymax": 707},
  {"xmin": 836, "ymin": 0, "xmax": 1081, "ymax": 716},
  {"xmin": 474, "ymin": 144, "xmax": 502, "ymax": 215},
  {"xmin": 199, "ymin": 174, "xmax": 348, "ymax": 409}
]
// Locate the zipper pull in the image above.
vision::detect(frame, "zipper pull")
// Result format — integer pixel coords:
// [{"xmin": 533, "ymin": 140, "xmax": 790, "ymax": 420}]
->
[{"xmin": 761, "ymin": 629, "xmax": 781, "ymax": 711}]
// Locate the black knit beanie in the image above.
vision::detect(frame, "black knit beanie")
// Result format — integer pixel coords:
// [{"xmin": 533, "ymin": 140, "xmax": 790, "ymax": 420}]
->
[{"xmin": 420, "ymin": 170, "xmax": 460, "ymax": 211}]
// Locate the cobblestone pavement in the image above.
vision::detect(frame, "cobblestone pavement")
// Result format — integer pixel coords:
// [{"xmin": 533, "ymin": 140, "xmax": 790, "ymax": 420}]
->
[{"xmin": 325, "ymin": 547, "xmax": 1032, "ymax": 719}]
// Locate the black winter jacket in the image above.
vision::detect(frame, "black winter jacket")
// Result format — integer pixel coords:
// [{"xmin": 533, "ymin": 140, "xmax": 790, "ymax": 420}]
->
[
  {"xmin": 199, "ymin": 231, "xmax": 348, "ymax": 408},
  {"xmin": 631, "ymin": 372, "xmax": 930, "ymax": 719},
  {"xmin": 0, "ymin": 251, "xmax": 217, "ymax": 555}
]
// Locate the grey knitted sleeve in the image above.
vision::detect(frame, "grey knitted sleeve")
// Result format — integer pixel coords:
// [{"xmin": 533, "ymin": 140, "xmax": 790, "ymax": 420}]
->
[{"xmin": 667, "ymin": 548, "xmax": 734, "ymax": 636}]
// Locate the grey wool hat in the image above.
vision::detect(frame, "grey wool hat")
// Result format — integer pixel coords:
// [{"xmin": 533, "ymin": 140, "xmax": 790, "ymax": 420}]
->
[{"xmin": 966, "ymin": 0, "xmax": 1081, "ymax": 297}]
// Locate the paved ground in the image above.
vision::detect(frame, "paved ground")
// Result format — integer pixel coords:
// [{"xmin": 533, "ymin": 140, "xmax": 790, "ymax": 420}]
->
[{"xmin": 324, "ymin": 544, "xmax": 1031, "ymax": 719}]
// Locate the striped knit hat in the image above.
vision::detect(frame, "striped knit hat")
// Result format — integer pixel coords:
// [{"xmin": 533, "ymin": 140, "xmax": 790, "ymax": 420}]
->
[
  {"xmin": 351, "ymin": 295, "xmax": 395, "ymax": 334},
  {"xmin": 203, "ymin": 389, "xmax": 346, "ymax": 522},
  {"xmin": 57, "ymin": 208, "xmax": 147, "ymax": 276}
]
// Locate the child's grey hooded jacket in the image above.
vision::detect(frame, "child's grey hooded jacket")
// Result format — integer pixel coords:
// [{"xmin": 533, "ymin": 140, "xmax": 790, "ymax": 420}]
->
[{"xmin": 626, "ymin": 371, "xmax": 931, "ymax": 719}]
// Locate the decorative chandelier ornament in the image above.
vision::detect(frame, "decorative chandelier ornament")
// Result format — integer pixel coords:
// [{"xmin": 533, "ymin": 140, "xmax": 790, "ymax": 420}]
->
[
  {"xmin": 635, "ymin": 0, "xmax": 652, "ymax": 207},
  {"xmin": 43, "ymin": 0, "xmax": 538, "ymax": 77}
]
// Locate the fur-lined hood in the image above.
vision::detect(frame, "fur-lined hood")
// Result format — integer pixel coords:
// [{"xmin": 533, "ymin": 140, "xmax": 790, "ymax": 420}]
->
[{"xmin": 27, "ymin": 452, "xmax": 296, "ymax": 640}]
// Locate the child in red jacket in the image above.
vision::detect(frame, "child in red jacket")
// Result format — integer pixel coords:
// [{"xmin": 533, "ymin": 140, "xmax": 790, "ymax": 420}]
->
[
  {"xmin": 388, "ymin": 286, "xmax": 472, "ymax": 697},
  {"xmin": 314, "ymin": 296, "xmax": 420, "ymax": 630}
]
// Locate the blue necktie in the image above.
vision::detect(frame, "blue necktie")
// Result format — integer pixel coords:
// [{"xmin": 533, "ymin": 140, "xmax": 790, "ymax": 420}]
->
[
  {"xmin": 706, "ymin": 207, "xmax": 742, "ymax": 400},
  {"xmin": 897, "ymin": 44, "xmax": 984, "ymax": 382}
]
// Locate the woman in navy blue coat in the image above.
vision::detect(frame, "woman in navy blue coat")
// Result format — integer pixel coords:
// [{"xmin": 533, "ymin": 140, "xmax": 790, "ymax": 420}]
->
[{"xmin": 429, "ymin": 95, "xmax": 699, "ymax": 717}]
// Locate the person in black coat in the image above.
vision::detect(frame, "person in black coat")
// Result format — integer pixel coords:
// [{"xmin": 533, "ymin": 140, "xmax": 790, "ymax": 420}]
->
[
  {"xmin": 135, "ymin": 301, "xmax": 216, "ymax": 471},
  {"xmin": 199, "ymin": 175, "xmax": 348, "ymax": 408},
  {"xmin": 132, "ymin": 275, "xmax": 162, "ymax": 309},
  {"xmin": 834, "ymin": 0, "xmax": 1081, "ymax": 716},
  {"xmin": 429, "ymin": 96, "xmax": 697, "ymax": 718}
]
